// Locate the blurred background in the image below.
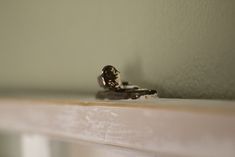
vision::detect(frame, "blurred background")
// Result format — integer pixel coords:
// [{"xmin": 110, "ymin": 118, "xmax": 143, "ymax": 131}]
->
[
  {"xmin": 0, "ymin": 0, "xmax": 234, "ymax": 99},
  {"xmin": 0, "ymin": 132, "xmax": 153, "ymax": 157},
  {"xmin": 0, "ymin": 0, "xmax": 235, "ymax": 157}
]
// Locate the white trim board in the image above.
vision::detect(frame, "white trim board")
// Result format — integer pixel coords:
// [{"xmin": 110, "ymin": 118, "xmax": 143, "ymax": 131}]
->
[{"xmin": 0, "ymin": 98, "xmax": 234, "ymax": 157}]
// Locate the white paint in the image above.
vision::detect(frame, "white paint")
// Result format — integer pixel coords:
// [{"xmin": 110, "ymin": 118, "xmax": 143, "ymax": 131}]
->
[
  {"xmin": 21, "ymin": 134, "xmax": 50, "ymax": 157},
  {"xmin": 0, "ymin": 99, "xmax": 234, "ymax": 157}
]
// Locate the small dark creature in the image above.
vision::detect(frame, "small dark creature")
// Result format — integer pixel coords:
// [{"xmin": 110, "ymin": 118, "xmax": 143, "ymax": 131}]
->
[{"xmin": 97, "ymin": 65, "xmax": 157, "ymax": 100}]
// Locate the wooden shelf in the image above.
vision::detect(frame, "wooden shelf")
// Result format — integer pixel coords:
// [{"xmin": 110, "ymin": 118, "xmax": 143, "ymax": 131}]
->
[{"xmin": 0, "ymin": 97, "xmax": 235, "ymax": 157}]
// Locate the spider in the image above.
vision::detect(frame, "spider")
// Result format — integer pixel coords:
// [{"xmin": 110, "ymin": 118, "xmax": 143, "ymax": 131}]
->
[{"xmin": 97, "ymin": 65, "xmax": 157, "ymax": 100}]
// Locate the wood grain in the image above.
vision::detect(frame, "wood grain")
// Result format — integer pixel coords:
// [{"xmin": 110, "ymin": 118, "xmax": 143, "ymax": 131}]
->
[{"xmin": 0, "ymin": 98, "xmax": 235, "ymax": 157}]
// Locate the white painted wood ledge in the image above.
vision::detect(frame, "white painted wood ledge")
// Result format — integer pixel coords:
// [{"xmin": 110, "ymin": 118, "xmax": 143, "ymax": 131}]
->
[{"xmin": 0, "ymin": 98, "xmax": 235, "ymax": 157}]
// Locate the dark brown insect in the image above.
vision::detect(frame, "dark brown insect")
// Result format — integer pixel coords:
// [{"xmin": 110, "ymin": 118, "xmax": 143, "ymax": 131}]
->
[
  {"xmin": 97, "ymin": 65, "xmax": 122, "ymax": 91},
  {"xmin": 97, "ymin": 65, "xmax": 157, "ymax": 100}
]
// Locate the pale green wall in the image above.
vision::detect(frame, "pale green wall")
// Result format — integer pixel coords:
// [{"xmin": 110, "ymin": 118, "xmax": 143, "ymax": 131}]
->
[
  {"xmin": 0, "ymin": 0, "xmax": 234, "ymax": 99},
  {"xmin": 0, "ymin": 132, "xmax": 21, "ymax": 157}
]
